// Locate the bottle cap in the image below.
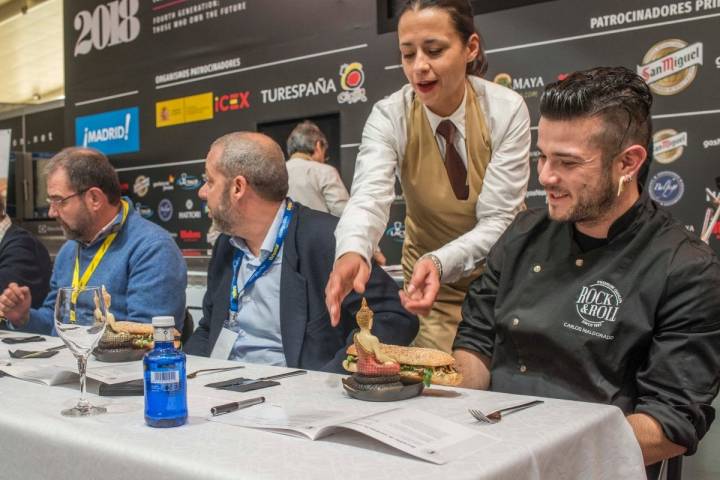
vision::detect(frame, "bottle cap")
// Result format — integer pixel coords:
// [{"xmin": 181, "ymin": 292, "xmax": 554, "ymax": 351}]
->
[{"xmin": 152, "ymin": 316, "xmax": 175, "ymax": 328}]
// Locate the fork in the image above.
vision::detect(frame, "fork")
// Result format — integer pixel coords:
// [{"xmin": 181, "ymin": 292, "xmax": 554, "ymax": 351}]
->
[
  {"xmin": 469, "ymin": 399, "xmax": 543, "ymax": 424},
  {"xmin": 187, "ymin": 365, "xmax": 245, "ymax": 379}
]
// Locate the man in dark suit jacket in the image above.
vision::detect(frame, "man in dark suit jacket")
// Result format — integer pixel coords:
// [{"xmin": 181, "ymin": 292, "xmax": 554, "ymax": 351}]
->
[
  {"xmin": 184, "ymin": 132, "xmax": 417, "ymax": 373},
  {"xmin": 0, "ymin": 197, "xmax": 52, "ymax": 309}
]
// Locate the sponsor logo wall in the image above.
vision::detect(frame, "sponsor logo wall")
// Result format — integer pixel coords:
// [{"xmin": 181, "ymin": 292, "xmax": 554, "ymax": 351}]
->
[{"xmin": 64, "ymin": 0, "xmax": 720, "ymax": 257}]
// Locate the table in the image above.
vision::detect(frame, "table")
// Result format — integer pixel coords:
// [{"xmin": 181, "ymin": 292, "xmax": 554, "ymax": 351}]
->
[{"xmin": 0, "ymin": 332, "xmax": 645, "ymax": 480}]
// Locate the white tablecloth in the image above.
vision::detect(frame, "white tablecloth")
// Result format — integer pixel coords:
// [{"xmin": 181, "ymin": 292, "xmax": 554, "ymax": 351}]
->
[{"xmin": 0, "ymin": 332, "xmax": 645, "ymax": 480}]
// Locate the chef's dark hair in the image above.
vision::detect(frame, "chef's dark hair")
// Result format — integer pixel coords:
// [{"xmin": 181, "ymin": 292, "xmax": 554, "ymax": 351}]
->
[
  {"xmin": 540, "ymin": 66, "xmax": 653, "ymax": 167},
  {"xmin": 399, "ymin": 0, "xmax": 487, "ymax": 77}
]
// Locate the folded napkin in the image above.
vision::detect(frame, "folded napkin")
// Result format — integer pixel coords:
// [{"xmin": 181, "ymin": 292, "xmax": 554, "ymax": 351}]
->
[{"xmin": 8, "ymin": 349, "xmax": 60, "ymax": 359}]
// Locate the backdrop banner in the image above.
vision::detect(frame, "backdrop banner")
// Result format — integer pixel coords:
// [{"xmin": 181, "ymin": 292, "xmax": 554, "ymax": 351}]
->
[{"xmin": 62, "ymin": 0, "xmax": 720, "ymax": 257}]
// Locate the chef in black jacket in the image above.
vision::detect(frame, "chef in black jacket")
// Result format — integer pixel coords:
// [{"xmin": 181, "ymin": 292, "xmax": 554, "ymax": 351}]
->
[{"xmin": 453, "ymin": 66, "xmax": 720, "ymax": 476}]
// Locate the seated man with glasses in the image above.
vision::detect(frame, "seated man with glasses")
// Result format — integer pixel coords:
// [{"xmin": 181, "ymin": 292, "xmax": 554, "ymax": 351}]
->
[
  {"xmin": 0, "ymin": 147, "xmax": 187, "ymax": 334},
  {"xmin": 452, "ymin": 67, "xmax": 720, "ymax": 477}
]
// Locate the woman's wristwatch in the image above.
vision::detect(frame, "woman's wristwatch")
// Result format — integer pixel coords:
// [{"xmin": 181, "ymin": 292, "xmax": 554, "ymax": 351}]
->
[{"xmin": 420, "ymin": 253, "xmax": 443, "ymax": 280}]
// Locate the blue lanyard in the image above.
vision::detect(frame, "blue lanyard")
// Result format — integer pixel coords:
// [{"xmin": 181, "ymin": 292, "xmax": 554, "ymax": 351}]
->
[{"xmin": 229, "ymin": 199, "xmax": 294, "ymax": 315}]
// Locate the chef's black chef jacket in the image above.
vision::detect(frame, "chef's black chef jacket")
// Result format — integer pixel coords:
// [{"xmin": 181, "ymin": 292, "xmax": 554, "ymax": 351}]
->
[{"xmin": 454, "ymin": 193, "xmax": 720, "ymax": 455}]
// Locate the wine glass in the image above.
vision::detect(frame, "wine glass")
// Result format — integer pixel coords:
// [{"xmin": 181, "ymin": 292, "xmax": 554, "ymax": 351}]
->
[{"xmin": 54, "ymin": 286, "xmax": 108, "ymax": 416}]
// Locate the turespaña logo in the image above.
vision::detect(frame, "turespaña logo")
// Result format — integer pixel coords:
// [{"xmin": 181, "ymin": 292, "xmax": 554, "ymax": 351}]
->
[
  {"xmin": 214, "ymin": 91, "xmax": 250, "ymax": 112},
  {"xmin": 637, "ymin": 39, "xmax": 703, "ymax": 95},
  {"xmin": 75, "ymin": 107, "xmax": 140, "ymax": 155},
  {"xmin": 337, "ymin": 62, "xmax": 367, "ymax": 104},
  {"xmin": 134, "ymin": 202, "xmax": 154, "ymax": 219},
  {"xmin": 575, "ymin": 280, "xmax": 622, "ymax": 328},
  {"xmin": 158, "ymin": 199, "xmax": 173, "ymax": 222},
  {"xmin": 653, "ymin": 129, "xmax": 687, "ymax": 164},
  {"xmin": 649, "ymin": 171, "xmax": 684, "ymax": 206},
  {"xmin": 133, "ymin": 175, "xmax": 150, "ymax": 197},
  {"xmin": 261, "ymin": 77, "xmax": 336, "ymax": 103},
  {"xmin": 385, "ymin": 221, "xmax": 405, "ymax": 243},
  {"xmin": 176, "ymin": 173, "xmax": 201, "ymax": 190}
]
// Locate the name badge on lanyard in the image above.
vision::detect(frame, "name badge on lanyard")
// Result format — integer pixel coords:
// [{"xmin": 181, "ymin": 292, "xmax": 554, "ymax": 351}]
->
[{"xmin": 210, "ymin": 200, "xmax": 294, "ymax": 359}]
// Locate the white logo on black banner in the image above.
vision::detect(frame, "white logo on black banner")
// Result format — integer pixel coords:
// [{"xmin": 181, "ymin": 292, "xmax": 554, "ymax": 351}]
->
[{"xmin": 73, "ymin": 0, "xmax": 141, "ymax": 57}]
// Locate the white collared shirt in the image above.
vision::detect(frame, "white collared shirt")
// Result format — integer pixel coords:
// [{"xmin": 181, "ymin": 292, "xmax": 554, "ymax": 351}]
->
[
  {"xmin": 227, "ymin": 200, "xmax": 287, "ymax": 366},
  {"xmin": 0, "ymin": 216, "xmax": 11, "ymax": 244},
  {"xmin": 335, "ymin": 76, "xmax": 531, "ymax": 282},
  {"xmin": 423, "ymin": 87, "xmax": 468, "ymax": 168}
]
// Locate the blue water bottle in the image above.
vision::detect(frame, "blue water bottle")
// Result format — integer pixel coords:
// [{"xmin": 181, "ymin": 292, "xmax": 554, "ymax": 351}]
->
[{"xmin": 144, "ymin": 316, "xmax": 187, "ymax": 427}]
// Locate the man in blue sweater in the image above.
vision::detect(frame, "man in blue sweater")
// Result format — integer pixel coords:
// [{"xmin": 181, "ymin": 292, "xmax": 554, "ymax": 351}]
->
[{"xmin": 0, "ymin": 147, "xmax": 187, "ymax": 334}]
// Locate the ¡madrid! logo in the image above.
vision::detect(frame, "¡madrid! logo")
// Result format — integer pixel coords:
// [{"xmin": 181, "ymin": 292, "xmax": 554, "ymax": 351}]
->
[
  {"xmin": 637, "ymin": 39, "xmax": 703, "ymax": 96},
  {"xmin": 337, "ymin": 62, "xmax": 367, "ymax": 104},
  {"xmin": 653, "ymin": 129, "xmax": 687, "ymax": 164}
]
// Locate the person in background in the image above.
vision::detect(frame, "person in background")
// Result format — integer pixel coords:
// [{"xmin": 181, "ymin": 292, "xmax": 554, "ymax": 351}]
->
[
  {"xmin": 0, "ymin": 194, "xmax": 52, "ymax": 312},
  {"xmin": 0, "ymin": 147, "xmax": 187, "ymax": 334},
  {"xmin": 286, "ymin": 120, "xmax": 387, "ymax": 265},
  {"xmin": 184, "ymin": 132, "xmax": 417, "ymax": 373},
  {"xmin": 452, "ymin": 67, "xmax": 720, "ymax": 478},
  {"xmin": 326, "ymin": 0, "xmax": 530, "ymax": 352},
  {"xmin": 286, "ymin": 120, "xmax": 349, "ymax": 217}
]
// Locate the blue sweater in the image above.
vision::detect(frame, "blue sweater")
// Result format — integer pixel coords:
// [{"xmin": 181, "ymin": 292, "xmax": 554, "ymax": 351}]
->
[{"xmin": 24, "ymin": 205, "xmax": 187, "ymax": 335}]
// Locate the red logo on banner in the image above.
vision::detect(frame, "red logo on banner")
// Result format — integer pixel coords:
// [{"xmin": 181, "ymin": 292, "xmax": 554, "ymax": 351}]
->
[
  {"xmin": 179, "ymin": 230, "xmax": 202, "ymax": 242},
  {"xmin": 214, "ymin": 91, "xmax": 250, "ymax": 112}
]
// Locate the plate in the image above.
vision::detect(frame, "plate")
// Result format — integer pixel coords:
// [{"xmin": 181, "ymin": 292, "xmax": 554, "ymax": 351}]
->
[
  {"xmin": 342, "ymin": 377, "xmax": 424, "ymax": 402},
  {"xmin": 92, "ymin": 348, "xmax": 146, "ymax": 362}
]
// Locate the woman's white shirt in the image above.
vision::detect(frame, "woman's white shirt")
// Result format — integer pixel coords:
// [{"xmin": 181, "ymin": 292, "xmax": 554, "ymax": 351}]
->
[{"xmin": 334, "ymin": 76, "xmax": 531, "ymax": 282}]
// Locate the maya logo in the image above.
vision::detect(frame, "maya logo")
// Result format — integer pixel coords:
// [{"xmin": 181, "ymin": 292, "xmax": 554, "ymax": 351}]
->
[
  {"xmin": 73, "ymin": 0, "xmax": 140, "ymax": 57},
  {"xmin": 176, "ymin": 173, "xmax": 201, "ymax": 190},
  {"xmin": 575, "ymin": 280, "xmax": 622, "ymax": 328},
  {"xmin": 337, "ymin": 62, "xmax": 367, "ymax": 104},
  {"xmin": 75, "ymin": 107, "xmax": 140, "ymax": 155},
  {"xmin": 649, "ymin": 171, "xmax": 684, "ymax": 206}
]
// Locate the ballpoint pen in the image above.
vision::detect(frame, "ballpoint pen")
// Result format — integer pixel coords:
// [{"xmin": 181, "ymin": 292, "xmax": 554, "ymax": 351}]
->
[{"xmin": 210, "ymin": 396, "xmax": 265, "ymax": 416}]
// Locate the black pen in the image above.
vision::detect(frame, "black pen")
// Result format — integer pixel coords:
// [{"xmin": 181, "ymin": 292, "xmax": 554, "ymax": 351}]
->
[{"xmin": 211, "ymin": 396, "xmax": 265, "ymax": 416}]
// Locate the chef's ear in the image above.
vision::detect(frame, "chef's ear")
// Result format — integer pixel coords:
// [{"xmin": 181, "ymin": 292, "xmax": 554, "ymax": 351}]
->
[{"xmin": 617, "ymin": 144, "xmax": 647, "ymax": 179}]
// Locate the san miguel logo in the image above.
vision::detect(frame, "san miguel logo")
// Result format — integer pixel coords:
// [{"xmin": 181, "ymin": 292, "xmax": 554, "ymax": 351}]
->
[
  {"xmin": 575, "ymin": 281, "xmax": 622, "ymax": 328},
  {"xmin": 637, "ymin": 39, "xmax": 703, "ymax": 95},
  {"xmin": 337, "ymin": 62, "xmax": 367, "ymax": 104},
  {"xmin": 653, "ymin": 129, "xmax": 687, "ymax": 164}
]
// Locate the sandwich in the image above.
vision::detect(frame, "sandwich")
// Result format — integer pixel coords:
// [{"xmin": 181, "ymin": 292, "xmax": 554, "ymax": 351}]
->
[
  {"xmin": 343, "ymin": 344, "xmax": 462, "ymax": 386},
  {"xmin": 96, "ymin": 320, "xmax": 180, "ymax": 356}
]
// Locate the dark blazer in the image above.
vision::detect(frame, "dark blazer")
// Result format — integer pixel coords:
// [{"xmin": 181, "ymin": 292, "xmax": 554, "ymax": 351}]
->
[
  {"xmin": 0, "ymin": 224, "xmax": 52, "ymax": 308},
  {"xmin": 185, "ymin": 205, "xmax": 418, "ymax": 373}
]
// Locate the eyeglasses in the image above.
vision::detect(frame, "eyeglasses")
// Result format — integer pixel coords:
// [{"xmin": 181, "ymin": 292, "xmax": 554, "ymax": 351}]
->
[{"xmin": 46, "ymin": 189, "xmax": 88, "ymax": 207}]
